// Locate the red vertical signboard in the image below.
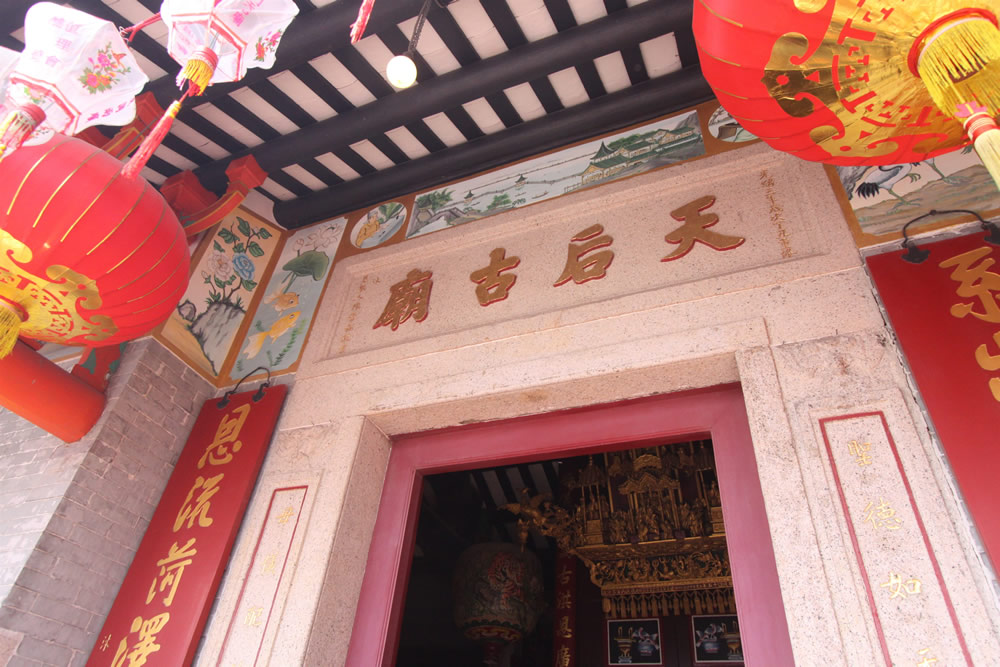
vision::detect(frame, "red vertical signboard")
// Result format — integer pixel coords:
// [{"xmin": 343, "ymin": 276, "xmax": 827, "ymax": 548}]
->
[
  {"xmin": 867, "ymin": 234, "xmax": 1000, "ymax": 570},
  {"xmin": 87, "ymin": 385, "xmax": 287, "ymax": 666}
]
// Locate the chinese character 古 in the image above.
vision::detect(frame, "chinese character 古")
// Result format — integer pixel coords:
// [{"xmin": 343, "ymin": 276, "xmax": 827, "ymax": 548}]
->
[
  {"xmin": 173, "ymin": 474, "xmax": 224, "ymax": 532},
  {"xmin": 111, "ymin": 612, "xmax": 170, "ymax": 667},
  {"xmin": 374, "ymin": 268, "xmax": 433, "ymax": 330},
  {"xmin": 662, "ymin": 195, "xmax": 744, "ymax": 262},
  {"xmin": 146, "ymin": 538, "xmax": 197, "ymax": 607},
  {"xmin": 554, "ymin": 224, "xmax": 614, "ymax": 286},
  {"xmin": 199, "ymin": 403, "xmax": 251, "ymax": 468},
  {"xmin": 470, "ymin": 247, "xmax": 520, "ymax": 305}
]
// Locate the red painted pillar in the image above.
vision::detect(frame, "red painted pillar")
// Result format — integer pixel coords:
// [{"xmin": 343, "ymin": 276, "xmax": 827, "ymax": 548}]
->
[{"xmin": 0, "ymin": 341, "xmax": 105, "ymax": 442}]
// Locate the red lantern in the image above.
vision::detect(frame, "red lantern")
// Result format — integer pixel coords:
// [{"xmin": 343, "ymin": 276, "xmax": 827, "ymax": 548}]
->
[
  {"xmin": 692, "ymin": 0, "xmax": 1000, "ymax": 178},
  {"xmin": 0, "ymin": 134, "xmax": 189, "ymax": 356}
]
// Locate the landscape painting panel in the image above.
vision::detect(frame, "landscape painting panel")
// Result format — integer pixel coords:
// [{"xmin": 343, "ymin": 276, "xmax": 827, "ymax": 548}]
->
[
  {"xmin": 160, "ymin": 209, "xmax": 280, "ymax": 378},
  {"xmin": 408, "ymin": 110, "xmax": 705, "ymax": 239},
  {"xmin": 232, "ymin": 218, "xmax": 346, "ymax": 380},
  {"xmin": 834, "ymin": 147, "xmax": 1000, "ymax": 239}
]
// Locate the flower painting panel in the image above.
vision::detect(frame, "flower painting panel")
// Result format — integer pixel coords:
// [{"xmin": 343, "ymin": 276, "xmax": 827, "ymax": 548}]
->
[
  {"xmin": 608, "ymin": 618, "xmax": 662, "ymax": 665},
  {"xmin": 231, "ymin": 218, "xmax": 345, "ymax": 381},
  {"xmin": 692, "ymin": 615, "xmax": 743, "ymax": 664},
  {"xmin": 158, "ymin": 208, "xmax": 280, "ymax": 379},
  {"xmin": 408, "ymin": 110, "xmax": 705, "ymax": 239}
]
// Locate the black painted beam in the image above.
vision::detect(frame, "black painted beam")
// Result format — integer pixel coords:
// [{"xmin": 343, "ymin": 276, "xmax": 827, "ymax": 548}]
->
[
  {"xmin": 195, "ymin": 0, "xmax": 690, "ymax": 191},
  {"xmin": 274, "ymin": 65, "xmax": 712, "ymax": 226}
]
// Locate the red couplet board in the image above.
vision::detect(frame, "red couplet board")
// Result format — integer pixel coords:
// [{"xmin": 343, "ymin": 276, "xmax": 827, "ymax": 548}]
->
[
  {"xmin": 87, "ymin": 385, "xmax": 287, "ymax": 667},
  {"xmin": 867, "ymin": 235, "xmax": 1000, "ymax": 571}
]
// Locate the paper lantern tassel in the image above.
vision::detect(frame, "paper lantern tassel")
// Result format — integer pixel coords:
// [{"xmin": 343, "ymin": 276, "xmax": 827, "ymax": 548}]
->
[
  {"xmin": 961, "ymin": 105, "xmax": 1000, "ymax": 191},
  {"xmin": 121, "ymin": 100, "xmax": 181, "ymax": 180},
  {"xmin": 0, "ymin": 104, "xmax": 45, "ymax": 160}
]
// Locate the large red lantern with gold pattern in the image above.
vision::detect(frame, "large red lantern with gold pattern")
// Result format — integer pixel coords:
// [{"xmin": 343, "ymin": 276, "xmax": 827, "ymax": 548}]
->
[
  {"xmin": 0, "ymin": 134, "xmax": 189, "ymax": 357},
  {"xmin": 694, "ymin": 0, "xmax": 1000, "ymax": 187}
]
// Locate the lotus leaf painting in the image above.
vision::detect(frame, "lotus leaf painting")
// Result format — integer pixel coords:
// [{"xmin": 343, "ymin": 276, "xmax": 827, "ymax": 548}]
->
[{"xmin": 232, "ymin": 219, "xmax": 345, "ymax": 381}]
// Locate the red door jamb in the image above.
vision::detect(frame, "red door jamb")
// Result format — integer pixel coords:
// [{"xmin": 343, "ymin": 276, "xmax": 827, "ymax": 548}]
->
[{"xmin": 345, "ymin": 383, "xmax": 795, "ymax": 666}]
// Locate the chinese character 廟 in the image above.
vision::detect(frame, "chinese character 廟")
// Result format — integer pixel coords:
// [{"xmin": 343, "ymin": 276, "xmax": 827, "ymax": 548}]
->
[{"xmin": 374, "ymin": 268, "xmax": 433, "ymax": 331}]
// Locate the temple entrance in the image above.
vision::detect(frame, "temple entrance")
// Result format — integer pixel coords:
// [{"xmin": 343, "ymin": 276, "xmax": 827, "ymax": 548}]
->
[
  {"xmin": 345, "ymin": 385, "xmax": 794, "ymax": 666},
  {"xmin": 395, "ymin": 439, "xmax": 742, "ymax": 666}
]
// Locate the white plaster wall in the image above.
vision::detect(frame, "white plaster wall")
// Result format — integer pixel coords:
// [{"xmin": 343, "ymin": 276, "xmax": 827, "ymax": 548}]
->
[{"xmin": 197, "ymin": 144, "xmax": 1000, "ymax": 666}]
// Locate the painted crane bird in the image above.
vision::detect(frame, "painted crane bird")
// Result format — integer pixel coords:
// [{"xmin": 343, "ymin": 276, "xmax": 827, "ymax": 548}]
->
[{"xmin": 837, "ymin": 164, "xmax": 922, "ymax": 209}]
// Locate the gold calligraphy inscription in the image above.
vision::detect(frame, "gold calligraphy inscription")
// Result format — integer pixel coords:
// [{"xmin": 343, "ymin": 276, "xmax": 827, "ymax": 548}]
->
[
  {"xmin": 939, "ymin": 245, "xmax": 1000, "ymax": 401},
  {"xmin": 556, "ymin": 590, "xmax": 573, "ymax": 609},
  {"xmin": 244, "ymin": 606, "xmax": 264, "ymax": 628},
  {"xmin": 662, "ymin": 195, "xmax": 744, "ymax": 262},
  {"xmin": 557, "ymin": 563, "xmax": 572, "ymax": 586},
  {"xmin": 557, "ymin": 645, "xmax": 571, "ymax": 667},
  {"xmin": 146, "ymin": 538, "xmax": 197, "ymax": 607},
  {"xmin": 759, "ymin": 170, "xmax": 792, "ymax": 259},
  {"xmin": 374, "ymin": 268, "xmax": 432, "ymax": 330},
  {"xmin": 880, "ymin": 572, "xmax": 922, "ymax": 599},
  {"xmin": 862, "ymin": 498, "xmax": 902, "ymax": 531},
  {"xmin": 276, "ymin": 506, "xmax": 296, "ymax": 525},
  {"xmin": 174, "ymin": 473, "xmax": 224, "ymax": 532},
  {"xmin": 262, "ymin": 552, "xmax": 278, "ymax": 575},
  {"xmin": 111, "ymin": 612, "xmax": 170, "ymax": 667},
  {"xmin": 199, "ymin": 404, "xmax": 251, "ymax": 469},
  {"xmin": 848, "ymin": 439, "xmax": 873, "ymax": 466},
  {"xmin": 470, "ymin": 247, "xmax": 520, "ymax": 306},
  {"xmin": 554, "ymin": 224, "xmax": 614, "ymax": 286},
  {"xmin": 556, "ymin": 615, "xmax": 573, "ymax": 639},
  {"xmin": 338, "ymin": 274, "xmax": 369, "ymax": 354},
  {"xmin": 0, "ymin": 228, "xmax": 118, "ymax": 343},
  {"xmin": 917, "ymin": 648, "xmax": 938, "ymax": 666},
  {"xmin": 99, "ymin": 634, "xmax": 112, "ymax": 651}
]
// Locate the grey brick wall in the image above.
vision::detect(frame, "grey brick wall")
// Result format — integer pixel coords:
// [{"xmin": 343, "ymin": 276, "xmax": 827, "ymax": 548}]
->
[{"xmin": 0, "ymin": 339, "xmax": 215, "ymax": 666}]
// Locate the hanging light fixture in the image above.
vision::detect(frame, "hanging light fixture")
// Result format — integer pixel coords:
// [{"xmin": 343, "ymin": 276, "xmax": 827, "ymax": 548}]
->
[{"xmin": 385, "ymin": 0, "xmax": 434, "ymax": 89}]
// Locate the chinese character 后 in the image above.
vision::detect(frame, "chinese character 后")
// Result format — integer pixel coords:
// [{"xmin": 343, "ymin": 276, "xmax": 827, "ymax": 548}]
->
[
  {"xmin": 146, "ymin": 538, "xmax": 197, "ymax": 607},
  {"xmin": 553, "ymin": 224, "xmax": 614, "ymax": 286},
  {"xmin": 557, "ymin": 645, "xmax": 571, "ymax": 667},
  {"xmin": 880, "ymin": 572, "xmax": 922, "ymax": 599},
  {"xmin": 244, "ymin": 606, "xmax": 264, "ymax": 627},
  {"xmin": 470, "ymin": 247, "xmax": 520, "ymax": 306},
  {"xmin": 938, "ymin": 246, "xmax": 1000, "ymax": 323},
  {"xmin": 556, "ymin": 590, "xmax": 573, "ymax": 609},
  {"xmin": 917, "ymin": 648, "xmax": 938, "ymax": 666},
  {"xmin": 662, "ymin": 195, "xmax": 744, "ymax": 262},
  {"xmin": 110, "ymin": 612, "xmax": 170, "ymax": 667},
  {"xmin": 556, "ymin": 614, "xmax": 573, "ymax": 639},
  {"xmin": 373, "ymin": 268, "xmax": 433, "ymax": 331},
  {"xmin": 862, "ymin": 498, "xmax": 903, "ymax": 531},
  {"xmin": 276, "ymin": 506, "xmax": 296, "ymax": 525},
  {"xmin": 262, "ymin": 552, "xmax": 278, "ymax": 575},
  {"xmin": 198, "ymin": 404, "xmax": 251, "ymax": 469},
  {"xmin": 173, "ymin": 473, "xmax": 224, "ymax": 532},
  {"xmin": 848, "ymin": 439, "xmax": 873, "ymax": 466}
]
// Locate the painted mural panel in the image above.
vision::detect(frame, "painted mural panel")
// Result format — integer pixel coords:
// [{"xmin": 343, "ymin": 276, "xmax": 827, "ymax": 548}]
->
[
  {"xmin": 231, "ymin": 218, "xmax": 345, "ymax": 380},
  {"xmin": 351, "ymin": 202, "xmax": 407, "ymax": 249},
  {"xmin": 407, "ymin": 110, "xmax": 705, "ymax": 239},
  {"xmin": 160, "ymin": 209, "xmax": 280, "ymax": 377},
  {"xmin": 830, "ymin": 149, "xmax": 1000, "ymax": 246}
]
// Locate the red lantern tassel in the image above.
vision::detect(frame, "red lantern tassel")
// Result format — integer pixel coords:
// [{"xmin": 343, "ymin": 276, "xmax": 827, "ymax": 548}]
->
[
  {"xmin": 0, "ymin": 299, "xmax": 26, "ymax": 359},
  {"xmin": 350, "ymin": 0, "xmax": 376, "ymax": 43},
  {"xmin": 0, "ymin": 104, "xmax": 45, "ymax": 160},
  {"xmin": 121, "ymin": 100, "xmax": 181, "ymax": 180}
]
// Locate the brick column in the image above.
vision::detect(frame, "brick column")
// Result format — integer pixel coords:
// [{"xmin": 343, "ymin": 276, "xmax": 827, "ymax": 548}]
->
[{"xmin": 0, "ymin": 339, "xmax": 215, "ymax": 666}]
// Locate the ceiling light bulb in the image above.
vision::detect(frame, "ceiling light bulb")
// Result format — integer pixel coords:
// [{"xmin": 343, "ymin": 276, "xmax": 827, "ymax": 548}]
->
[{"xmin": 386, "ymin": 55, "xmax": 417, "ymax": 89}]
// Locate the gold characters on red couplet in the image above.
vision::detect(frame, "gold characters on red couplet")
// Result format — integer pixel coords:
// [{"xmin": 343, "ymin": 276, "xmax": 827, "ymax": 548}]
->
[
  {"xmin": 198, "ymin": 403, "xmax": 250, "ymax": 468},
  {"xmin": 111, "ymin": 613, "xmax": 170, "ymax": 667},
  {"xmin": 146, "ymin": 538, "xmax": 197, "ymax": 607},
  {"xmin": 470, "ymin": 247, "xmax": 520, "ymax": 306},
  {"xmin": 939, "ymin": 245, "xmax": 1000, "ymax": 401},
  {"xmin": 374, "ymin": 268, "xmax": 433, "ymax": 330}
]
